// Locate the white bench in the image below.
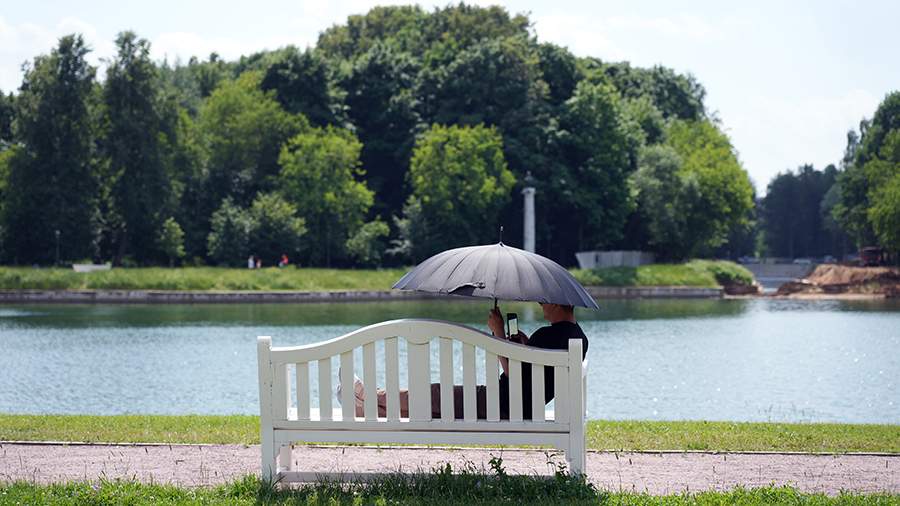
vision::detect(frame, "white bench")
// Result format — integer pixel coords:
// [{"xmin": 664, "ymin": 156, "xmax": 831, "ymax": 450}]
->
[{"xmin": 257, "ymin": 318, "xmax": 587, "ymax": 482}]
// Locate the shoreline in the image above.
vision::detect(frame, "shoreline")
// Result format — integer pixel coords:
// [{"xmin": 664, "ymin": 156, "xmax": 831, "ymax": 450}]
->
[
  {"xmin": 0, "ymin": 287, "xmax": 889, "ymax": 304},
  {"xmin": 0, "ymin": 286, "xmax": 725, "ymax": 303}
]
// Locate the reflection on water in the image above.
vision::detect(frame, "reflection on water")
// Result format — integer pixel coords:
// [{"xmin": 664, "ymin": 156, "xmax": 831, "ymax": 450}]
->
[{"xmin": 0, "ymin": 298, "xmax": 897, "ymax": 423}]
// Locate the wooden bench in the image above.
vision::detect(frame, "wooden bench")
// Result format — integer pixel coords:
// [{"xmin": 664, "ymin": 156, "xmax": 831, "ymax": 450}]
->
[{"xmin": 257, "ymin": 318, "xmax": 587, "ymax": 482}]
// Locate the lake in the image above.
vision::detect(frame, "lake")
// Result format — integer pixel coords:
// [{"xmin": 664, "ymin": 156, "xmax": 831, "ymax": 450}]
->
[{"xmin": 0, "ymin": 298, "xmax": 897, "ymax": 423}]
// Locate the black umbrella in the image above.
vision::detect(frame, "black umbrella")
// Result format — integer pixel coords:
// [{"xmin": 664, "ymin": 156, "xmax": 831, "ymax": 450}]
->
[{"xmin": 392, "ymin": 242, "xmax": 600, "ymax": 309}]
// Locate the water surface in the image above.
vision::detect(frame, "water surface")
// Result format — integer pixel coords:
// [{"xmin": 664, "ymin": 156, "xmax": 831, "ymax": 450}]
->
[{"xmin": 0, "ymin": 298, "xmax": 897, "ymax": 423}]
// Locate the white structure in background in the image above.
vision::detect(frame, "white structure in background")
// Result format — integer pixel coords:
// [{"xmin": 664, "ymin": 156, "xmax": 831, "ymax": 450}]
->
[
  {"xmin": 575, "ymin": 251, "xmax": 655, "ymax": 269},
  {"xmin": 522, "ymin": 172, "xmax": 535, "ymax": 253}
]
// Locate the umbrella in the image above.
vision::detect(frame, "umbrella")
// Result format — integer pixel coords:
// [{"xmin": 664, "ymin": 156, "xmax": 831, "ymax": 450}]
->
[{"xmin": 392, "ymin": 242, "xmax": 600, "ymax": 310}]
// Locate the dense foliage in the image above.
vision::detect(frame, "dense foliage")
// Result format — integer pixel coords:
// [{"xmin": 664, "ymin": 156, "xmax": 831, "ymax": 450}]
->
[
  {"xmin": 758, "ymin": 91, "xmax": 899, "ymax": 260},
  {"xmin": 0, "ymin": 4, "xmax": 764, "ymax": 267}
]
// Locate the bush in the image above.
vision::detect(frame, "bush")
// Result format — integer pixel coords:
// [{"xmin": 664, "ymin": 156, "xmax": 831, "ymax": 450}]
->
[
  {"xmin": 346, "ymin": 219, "xmax": 389, "ymax": 267},
  {"xmin": 207, "ymin": 198, "xmax": 254, "ymax": 267},
  {"xmin": 247, "ymin": 193, "xmax": 306, "ymax": 266}
]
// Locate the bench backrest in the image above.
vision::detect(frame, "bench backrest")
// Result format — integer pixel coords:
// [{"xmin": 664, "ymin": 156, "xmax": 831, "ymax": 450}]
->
[{"xmin": 258, "ymin": 318, "xmax": 584, "ymax": 429}]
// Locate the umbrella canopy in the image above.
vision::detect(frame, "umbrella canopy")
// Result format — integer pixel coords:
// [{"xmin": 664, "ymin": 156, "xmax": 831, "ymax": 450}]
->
[{"xmin": 392, "ymin": 243, "xmax": 600, "ymax": 309}]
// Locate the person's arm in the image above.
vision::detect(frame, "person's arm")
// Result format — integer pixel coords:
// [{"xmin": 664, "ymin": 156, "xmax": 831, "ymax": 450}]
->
[
  {"xmin": 498, "ymin": 331, "xmax": 528, "ymax": 374},
  {"xmin": 488, "ymin": 308, "xmax": 528, "ymax": 375}
]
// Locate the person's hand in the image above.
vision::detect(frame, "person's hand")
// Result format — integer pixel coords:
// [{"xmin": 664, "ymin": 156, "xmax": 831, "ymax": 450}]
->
[
  {"xmin": 488, "ymin": 307, "xmax": 505, "ymax": 337},
  {"xmin": 511, "ymin": 331, "xmax": 528, "ymax": 345}
]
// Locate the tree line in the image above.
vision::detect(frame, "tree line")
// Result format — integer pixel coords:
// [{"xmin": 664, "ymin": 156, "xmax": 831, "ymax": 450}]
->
[
  {"xmin": 1, "ymin": 4, "xmax": 759, "ymax": 267},
  {"xmin": 759, "ymin": 92, "xmax": 900, "ymax": 260}
]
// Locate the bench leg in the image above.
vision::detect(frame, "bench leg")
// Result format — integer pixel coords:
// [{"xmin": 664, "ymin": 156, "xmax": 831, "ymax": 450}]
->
[
  {"xmin": 261, "ymin": 431, "xmax": 276, "ymax": 481},
  {"xmin": 279, "ymin": 444, "xmax": 293, "ymax": 472}
]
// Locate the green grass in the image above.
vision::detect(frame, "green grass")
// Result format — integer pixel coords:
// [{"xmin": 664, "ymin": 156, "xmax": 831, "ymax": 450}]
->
[
  {"xmin": 2, "ymin": 415, "xmax": 897, "ymax": 454},
  {"xmin": 571, "ymin": 260, "xmax": 755, "ymax": 288},
  {"xmin": 0, "ymin": 266, "xmax": 408, "ymax": 291},
  {"xmin": 0, "ymin": 261, "xmax": 755, "ymax": 292},
  {"xmin": 0, "ymin": 476, "xmax": 896, "ymax": 505}
]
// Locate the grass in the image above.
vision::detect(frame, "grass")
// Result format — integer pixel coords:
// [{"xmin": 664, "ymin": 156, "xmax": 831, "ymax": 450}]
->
[
  {"xmin": 571, "ymin": 260, "xmax": 755, "ymax": 288},
  {"xmin": 0, "ymin": 476, "xmax": 896, "ymax": 505},
  {"xmin": 1, "ymin": 415, "xmax": 897, "ymax": 454},
  {"xmin": 0, "ymin": 260, "xmax": 755, "ymax": 291},
  {"xmin": 0, "ymin": 266, "xmax": 408, "ymax": 291}
]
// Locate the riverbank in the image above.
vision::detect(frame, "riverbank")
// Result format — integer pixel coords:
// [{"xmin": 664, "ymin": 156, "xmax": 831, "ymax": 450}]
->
[
  {"xmin": 0, "ymin": 262, "xmax": 752, "ymax": 302},
  {"xmin": 0, "ymin": 286, "xmax": 725, "ymax": 303},
  {"xmin": 3, "ymin": 415, "xmax": 897, "ymax": 453}
]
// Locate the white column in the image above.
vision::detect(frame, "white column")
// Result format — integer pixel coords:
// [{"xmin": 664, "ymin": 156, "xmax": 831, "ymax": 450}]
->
[{"xmin": 522, "ymin": 186, "xmax": 536, "ymax": 253}]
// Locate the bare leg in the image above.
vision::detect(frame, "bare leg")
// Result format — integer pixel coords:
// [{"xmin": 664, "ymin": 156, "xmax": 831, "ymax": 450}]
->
[{"xmin": 375, "ymin": 389, "xmax": 409, "ymax": 418}]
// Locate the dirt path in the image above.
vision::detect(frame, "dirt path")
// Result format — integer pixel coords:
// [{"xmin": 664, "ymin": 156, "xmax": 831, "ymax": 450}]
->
[{"xmin": 1, "ymin": 443, "xmax": 897, "ymax": 495}]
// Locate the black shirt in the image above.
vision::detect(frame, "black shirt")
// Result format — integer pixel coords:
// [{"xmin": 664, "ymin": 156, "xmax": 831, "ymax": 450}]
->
[{"xmin": 499, "ymin": 320, "xmax": 588, "ymax": 419}]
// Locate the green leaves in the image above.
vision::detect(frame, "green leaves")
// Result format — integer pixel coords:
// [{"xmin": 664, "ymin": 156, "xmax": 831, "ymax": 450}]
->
[
  {"xmin": 158, "ymin": 218, "xmax": 186, "ymax": 267},
  {"xmin": 6, "ymin": 34, "xmax": 100, "ymax": 264},
  {"xmin": 278, "ymin": 126, "xmax": 373, "ymax": 266},
  {"xmin": 834, "ymin": 91, "xmax": 900, "ymax": 252},
  {"xmin": 405, "ymin": 124, "xmax": 514, "ymax": 258},
  {"xmin": 666, "ymin": 119, "xmax": 754, "ymax": 256}
]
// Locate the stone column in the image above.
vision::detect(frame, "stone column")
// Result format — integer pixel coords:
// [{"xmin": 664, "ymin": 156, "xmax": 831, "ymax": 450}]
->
[{"xmin": 522, "ymin": 186, "xmax": 535, "ymax": 253}]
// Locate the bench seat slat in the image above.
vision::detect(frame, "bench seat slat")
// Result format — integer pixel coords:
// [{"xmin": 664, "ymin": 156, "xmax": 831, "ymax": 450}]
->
[
  {"xmin": 296, "ymin": 362, "xmax": 309, "ymax": 421},
  {"xmin": 439, "ymin": 337, "xmax": 454, "ymax": 422},
  {"xmin": 363, "ymin": 342, "xmax": 377, "ymax": 421},
  {"xmin": 318, "ymin": 358, "xmax": 332, "ymax": 421},
  {"xmin": 508, "ymin": 359, "xmax": 522, "ymax": 422},
  {"xmin": 385, "ymin": 337, "xmax": 400, "ymax": 421},
  {"xmin": 486, "ymin": 351, "xmax": 499, "ymax": 422},
  {"xmin": 462, "ymin": 343, "xmax": 476, "ymax": 422},
  {"xmin": 407, "ymin": 339, "xmax": 430, "ymax": 421},
  {"xmin": 340, "ymin": 352, "xmax": 354, "ymax": 421},
  {"xmin": 531, "ymin": 364, "xmax": 545, "ymax": 422},
  {"xmin": 273, "ymin": 430, "xmax": 570, "ymax": 448}
]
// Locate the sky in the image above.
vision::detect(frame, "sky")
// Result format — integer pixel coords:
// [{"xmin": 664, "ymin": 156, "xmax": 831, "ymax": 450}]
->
[{"xmin": 1, "ymin": 0, "xmax": 897, "ymax": 194}]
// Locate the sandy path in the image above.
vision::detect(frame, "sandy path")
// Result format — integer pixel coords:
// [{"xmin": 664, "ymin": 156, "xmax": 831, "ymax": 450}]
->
[{"xmin": 0, "ymin": 443, "xmax": 897, "ymax": 496}]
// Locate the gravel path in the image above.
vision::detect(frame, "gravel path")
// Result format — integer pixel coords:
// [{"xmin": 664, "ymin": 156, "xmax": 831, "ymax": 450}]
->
[{"xmin": 1, "ymin": 443, "xmax": 897, "ymax": 495}]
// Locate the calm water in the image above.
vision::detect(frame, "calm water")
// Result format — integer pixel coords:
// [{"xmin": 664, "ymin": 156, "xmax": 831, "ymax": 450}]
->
[{"xmin": 0, "ymin": 298, "xmax": 898, "ymax": 423}]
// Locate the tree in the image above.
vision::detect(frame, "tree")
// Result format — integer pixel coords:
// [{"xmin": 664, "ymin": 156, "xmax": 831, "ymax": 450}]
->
[
  {"xmin": 277, "ymin": 126, "xmax": 374, "ymax": 266},
  {"xmin": 630, "ymin": 145, "xmax": 702, "ymax": 260},
  {"xmin": 346, "ymin": 219, "xmax": 390, "ymax": 267},
  {"xmin": 0, "ymin": 92, "xmax": 14, "ymax": 145},
  {"xmin": 536, "ymin": 43, "xmax": 583, "ymax": 107},
  {"xmin": 423, "ymin": 36, "xmax": 547, "ymax": 176},
  {"xmin": 539, "ymin": 81, "xmax": 633, "ymax": 261},
  {"xmin": 341, "ymin": 43, "xmax": 420, "ymax": 217},
  {"xmin": 4, "ymin": 35, "xmax": 100, "ymax": 264},
  {"xmin": 405, "ymin": 124, "xmax": 515, "ymax": 258},
  {"xmin": 260, "ymin": 47, "xmax": 346, "ymax": 127},
  {"xmin": 599, "ymin": 62, "xmax": 706, "ymax": 121},
  {"xmin": 206, "ymin": 198, "xmax": 253, "ymax": 266},
  {"xmin": 761, "ymin": 164, "xmax": 841, "ymax": 258},
  {"xmin": 834, "ymin": 91, "xmax": 900, "ymax": 249},
  {"xmin": 199, "ymin": 71, "xmax": 306, "ymax": 209},
  {"xmin": 247, "ymin": 192, "xmax": 306, "ymax": 265},
  {"xmin": 865, "ymin": 129, "xmax": 900, "ymax": 253},
  {"xmin": 158, "ymin": 217, "xmax": 185, "ymax": 267},
  {"xmin": 104, "ymin": 31, "xmax": 173, "ymax": 264},
  {"xmin": 666, "ymin": 119, "xmax": 754, "ymax": 255}
]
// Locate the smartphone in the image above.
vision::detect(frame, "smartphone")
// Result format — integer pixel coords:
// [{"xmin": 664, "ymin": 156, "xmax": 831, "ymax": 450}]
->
[{"xmin": 506, "ymin": 313, "xmax": 518, "ymax": 338}]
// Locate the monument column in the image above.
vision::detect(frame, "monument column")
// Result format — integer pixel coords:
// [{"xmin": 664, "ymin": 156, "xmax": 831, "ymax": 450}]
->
[{"xmin": 522, "ymin": 172, "xmax": 536, "ymax": 253}]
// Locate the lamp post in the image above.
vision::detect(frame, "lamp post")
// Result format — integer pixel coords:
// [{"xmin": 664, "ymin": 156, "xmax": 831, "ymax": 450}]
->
[
  {"xmin": 54, "ymin": 230, "xmax": 60, "ymax": 266},
  {"xmin": 522, "ymin": 171, "xmax": 535, "ymax": 253}
]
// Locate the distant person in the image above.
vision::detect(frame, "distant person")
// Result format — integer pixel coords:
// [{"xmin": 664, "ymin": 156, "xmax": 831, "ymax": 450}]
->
[
  {"xmin": 338, "ymin": 302, "xmax": 588, "ymax": 420},
  {"xmin": 279, "ymin": 253, "xmax": 289, "ymax": 268},
  {"xmin": 255, "ymin": 256, "xmax": 262, "ymax": 269},
  {"xmin": 247, "ymin": 255, "xmax": 255, "ymax": 269}
]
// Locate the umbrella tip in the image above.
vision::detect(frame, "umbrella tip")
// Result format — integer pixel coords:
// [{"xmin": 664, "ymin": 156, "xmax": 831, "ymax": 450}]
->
[{"xmin": 499, "ymin": 225, "xmax": 504, "ymax": 244}]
